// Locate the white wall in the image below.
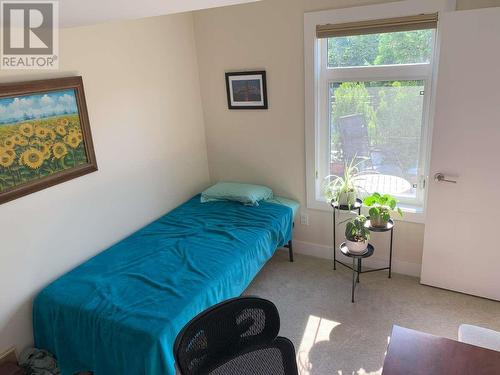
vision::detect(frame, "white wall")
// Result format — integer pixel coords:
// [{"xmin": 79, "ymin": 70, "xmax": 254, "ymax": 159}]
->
[
  {"xmin": 2, "ymin": 0, "xmax": 500, "ymax": 357},
  {"xmin": 0, "ymin": 13, "xmax": 209, "ymax": 354},
  {"xmin": 60, "ymin": 0, "xmax": 262, "ymax": 27},
  {"xmin": 193, "ymin": 0, "xmax": 500, "ymax": 276},
  {"xmin": 458, "ymin": 0, "xmax": 500, "ymax": 9}
]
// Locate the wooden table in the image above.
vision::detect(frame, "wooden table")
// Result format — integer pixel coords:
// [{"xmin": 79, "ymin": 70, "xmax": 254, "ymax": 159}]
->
[
  {"xmin": 353, "ymin": 174, "xmax": 412, "ymax": 195},
  {"xmin": 382, "ymin": 326, "xmax": 500, "ymax": 375},
  {"xmin": 0, "ymin": 363, "xmax": 24, "ymax": 375}
]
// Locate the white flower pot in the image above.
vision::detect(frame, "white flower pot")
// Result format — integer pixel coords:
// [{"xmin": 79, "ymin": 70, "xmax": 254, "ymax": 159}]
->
[
  {"xmin": 338, "ymin": 191, "xmax": 356, "ymax": 206},
  {"xmin": 345, "ymin": 239, "xmax": 368, "ymax": 254},
  {"xmin": 370, "ymin": 215, "xmax": 389, "ymax": 228}
]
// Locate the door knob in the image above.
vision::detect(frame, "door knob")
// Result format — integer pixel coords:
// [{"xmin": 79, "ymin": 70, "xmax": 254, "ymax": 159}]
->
[{"xmin": 434, "ymin": 173, "xmax": 457, "ymax": 184}]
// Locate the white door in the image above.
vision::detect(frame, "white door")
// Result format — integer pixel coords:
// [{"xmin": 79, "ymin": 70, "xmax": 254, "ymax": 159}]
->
[{"xmin": 421, "ymin": 8, "xmax": 500, "ymax": 301}]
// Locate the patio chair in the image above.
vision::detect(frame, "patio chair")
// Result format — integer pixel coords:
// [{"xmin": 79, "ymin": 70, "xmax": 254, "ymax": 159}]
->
[
  {"xmin": 338, "ymin": 114, "xmax": 373, "ymax": 169},
  {"xmin": 338, "ymin": 114, "xmax": 405, "ymax": 177}
]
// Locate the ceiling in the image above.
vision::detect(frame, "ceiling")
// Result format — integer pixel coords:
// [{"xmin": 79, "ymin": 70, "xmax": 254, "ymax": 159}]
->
[{"xmin": 59, "ymin": 0, "xmax": 261, "ymax": 28}]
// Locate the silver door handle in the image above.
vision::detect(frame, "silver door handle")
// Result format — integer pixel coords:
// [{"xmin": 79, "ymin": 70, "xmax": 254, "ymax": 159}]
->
[{"xmin": 434, "ymin": 173, "xmax": 457, "ymax": 184}]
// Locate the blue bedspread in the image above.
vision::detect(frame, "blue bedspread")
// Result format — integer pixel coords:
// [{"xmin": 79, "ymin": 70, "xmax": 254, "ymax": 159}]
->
[{"xmin": 33, "ymin": 195, "xmax": 293, "ymax": 375}]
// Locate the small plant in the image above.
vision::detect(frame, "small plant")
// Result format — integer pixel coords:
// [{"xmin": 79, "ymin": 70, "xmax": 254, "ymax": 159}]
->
[
  {"xmin": 323, "ymin": 158, "xmax": 365, "ymax": 207},
  {"xmin": 345, "ymin": 215, "xmax": 370, "ymax": 243},
  {"xmin": 342, "ymin": 215, "xmax": 370, "ymax": 254},
  {"xmin": 363, "ymin": 192, "xmax": 403, "ymax": 228}
]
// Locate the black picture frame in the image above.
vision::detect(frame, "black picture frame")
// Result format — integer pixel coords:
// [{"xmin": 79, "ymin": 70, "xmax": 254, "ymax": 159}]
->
[{"xmin": 225, "ymin": 71, "xmax": 268, "ymax": 110}]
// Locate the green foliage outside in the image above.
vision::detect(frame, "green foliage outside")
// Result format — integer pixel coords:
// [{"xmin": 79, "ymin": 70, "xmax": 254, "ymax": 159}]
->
[
  {"xmin": 375, "ymin": 81, "xmax": 424, "ymax": 173},
  {"xmin": 374, "ymin": 30, "xmax": 433, "ymax": 66},
  {"xmin": 327, "ymin": 30, "xmax": 433, "ymax": 67},
  {"xmin": 328, "ymin": 34, "xmax": 380, "ymax": 68},
  {"xmin": 330, "ymin": 82, "xmax": 376, "ymax": 148},
  {"xmin": 331, "ymin": 81, "xmax": 424, "ymax": 174},
  {"xmin": 328, "ymin": 30, "xmax": 432, "ymax": 176}
]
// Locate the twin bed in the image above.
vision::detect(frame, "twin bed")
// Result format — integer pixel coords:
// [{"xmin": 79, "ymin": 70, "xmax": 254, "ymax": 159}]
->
[{"xmin": 33, "ymin": 193, "xmax": 298, "ymax": 375}]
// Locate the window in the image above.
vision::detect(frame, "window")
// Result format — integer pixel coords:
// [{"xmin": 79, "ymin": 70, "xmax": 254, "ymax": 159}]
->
[
  {"xmin": 310, "ymin": 16, "xmax": 438, "ymax": 213},
  {"xmin": 328, "ymin": 79, "xmax": 427, "ymax": 203},
  {"xmin": 327, "ymin": 30, "xmax": 434, "ymax": 68}
]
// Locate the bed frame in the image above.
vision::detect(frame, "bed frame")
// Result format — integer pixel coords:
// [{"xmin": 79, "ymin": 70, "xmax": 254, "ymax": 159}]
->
[
  {"xmin": 283, "ymin": 222, "xmax": 294, "ymax": 262},
  {"xmin": 284, "ymin": 240, "xmax": 294, "ymax": 262}
]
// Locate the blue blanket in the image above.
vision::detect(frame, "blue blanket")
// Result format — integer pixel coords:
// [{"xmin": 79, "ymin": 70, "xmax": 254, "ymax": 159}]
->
[{"xmin": 33, "ymin": 195, "xmax": 293, "ymax": 375}]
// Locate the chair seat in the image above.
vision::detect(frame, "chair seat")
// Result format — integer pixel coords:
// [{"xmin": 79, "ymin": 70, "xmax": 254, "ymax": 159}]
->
[{"xmin": 458, "ymin": 324, "xmax": 500, "ymax": 352}]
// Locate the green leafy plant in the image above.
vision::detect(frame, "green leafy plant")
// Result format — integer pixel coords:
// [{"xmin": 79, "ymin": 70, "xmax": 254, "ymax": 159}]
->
[
  {"xmin": 345, "ymin": 215, "xmax": 370, "ymax": 242},
  {"xmin": 363, "ymin": 192, "xmax": 403, "ymax": 227},
  {"xmin": 323, "ymin": 158, "xmax": 366, "ymax": 205}
]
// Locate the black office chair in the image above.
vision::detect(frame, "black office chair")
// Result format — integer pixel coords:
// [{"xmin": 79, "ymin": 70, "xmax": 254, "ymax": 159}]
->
[{"xmin": 174, "ymin": 297, "xmax": 299, "ymax": 375}]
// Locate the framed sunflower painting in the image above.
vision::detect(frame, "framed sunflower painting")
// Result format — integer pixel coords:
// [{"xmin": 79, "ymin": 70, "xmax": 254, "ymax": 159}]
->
[{"xmin": 0, "ymin": 76, "xmax": 97, "ymax": 204}]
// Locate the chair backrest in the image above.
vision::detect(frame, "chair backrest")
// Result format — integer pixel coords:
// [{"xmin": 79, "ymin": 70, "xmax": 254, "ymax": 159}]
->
[
  {"xmin": 174, "ymin": 297, "xmax": 298, "ymax": 375},
  {"xmin": 206, "ymin": 337, "xmax": 298, "ymax": 375},
  {"xmin": 338, "ymin": 114, "xmax": 371, "ymax": 162}
]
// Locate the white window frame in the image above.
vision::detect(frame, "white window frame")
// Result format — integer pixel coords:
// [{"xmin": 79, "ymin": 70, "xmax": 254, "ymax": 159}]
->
[{"xmin": 304, "ymin": 0, "xmax": 457, "ymax": 223}]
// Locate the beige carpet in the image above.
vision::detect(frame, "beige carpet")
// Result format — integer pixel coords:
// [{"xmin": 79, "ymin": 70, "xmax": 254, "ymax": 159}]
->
[{"xmin": 245, "ymin": 250, "xmax": 500, "ymax": 375}]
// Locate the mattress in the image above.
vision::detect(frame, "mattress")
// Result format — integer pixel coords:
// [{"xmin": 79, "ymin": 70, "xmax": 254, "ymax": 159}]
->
[
  {"xmin": 267, "ymin": 196, "xmax": 300, "ymax": 218},
  {"xmin": 33, "ymin": 195, "xmax": 296, "ymax": 375}
]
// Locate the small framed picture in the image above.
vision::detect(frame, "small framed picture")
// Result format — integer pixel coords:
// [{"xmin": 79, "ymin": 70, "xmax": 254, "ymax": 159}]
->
[{"xmin": 225, "ymin": 71, "xmax": 268, "ymax": 110}]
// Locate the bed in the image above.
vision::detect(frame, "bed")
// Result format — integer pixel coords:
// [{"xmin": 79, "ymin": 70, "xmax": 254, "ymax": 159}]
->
[{"xmin": 33, "ymin": 194, "xmax": 298, "ymax": 375}]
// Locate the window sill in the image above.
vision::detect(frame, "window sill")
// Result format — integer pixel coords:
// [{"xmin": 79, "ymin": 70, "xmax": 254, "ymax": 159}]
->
[{"xmin": 307, "ymin": 199, "xmax": 426, "ymax": 224}]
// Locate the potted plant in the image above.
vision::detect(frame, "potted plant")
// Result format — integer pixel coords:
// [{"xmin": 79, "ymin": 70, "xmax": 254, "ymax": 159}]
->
[
  {"xmin": 363, "ymin": 192, "xmax": 403, "ymax": 228},
  {"xmin": 344, "ymin": 215, "xmax": 370, "ymax": 254},
  {"xmin": 323, "ymin": 158, "xmax": 364, "ymax": 207}
]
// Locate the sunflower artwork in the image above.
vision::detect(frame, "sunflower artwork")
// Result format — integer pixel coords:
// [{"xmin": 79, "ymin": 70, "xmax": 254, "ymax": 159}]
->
[{"xmin": 0, "ymin": 77, "xmax": 97, "ymax": 204}]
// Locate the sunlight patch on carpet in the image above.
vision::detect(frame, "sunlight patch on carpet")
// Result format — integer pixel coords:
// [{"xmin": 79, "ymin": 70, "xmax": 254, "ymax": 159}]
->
[{"xmin": 297, "ymin": 315, "xmax": 340, "ymax": 375}]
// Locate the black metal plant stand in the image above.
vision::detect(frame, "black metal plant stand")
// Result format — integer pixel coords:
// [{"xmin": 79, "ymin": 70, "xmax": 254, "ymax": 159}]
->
[
  {"xmin": 331, "ymin": 199, "xmax": 362, "ymax": 271},
  {"xmin": 332, "ymin": 199, "xmax": 395, "ymax": 277},
  {"xmin": 364, "ymin": 218, "xmax": 395, "ymax": 278},
  {"xmin": 332, "ymin": 200, "xmax": 397, "ymax": 302},
  {"xmin": 339, "ymin": 243, "xmax": 375, "ymax": 303}
]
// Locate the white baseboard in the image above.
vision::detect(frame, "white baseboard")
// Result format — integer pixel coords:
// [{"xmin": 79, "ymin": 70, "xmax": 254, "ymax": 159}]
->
[{"xmin": 292, "ymin": 239, "xmax": 422, "ymax": 278}]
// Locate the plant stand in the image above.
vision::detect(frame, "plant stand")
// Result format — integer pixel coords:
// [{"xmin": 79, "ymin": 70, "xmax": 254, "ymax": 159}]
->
[
  {"xmin": 364, "ymin": 218, "xmax": 395, "ymax": 278},
  {"xmin": 331, "ymin": 198, "xmax": 362, "ymax": 270},
  {"xmin": 339, "ymin": 243, "xmax": 375, "ymax": 302},
  {"xmin": 331, "ymin": 198, "xmax": 396, "ymax": 279}
]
